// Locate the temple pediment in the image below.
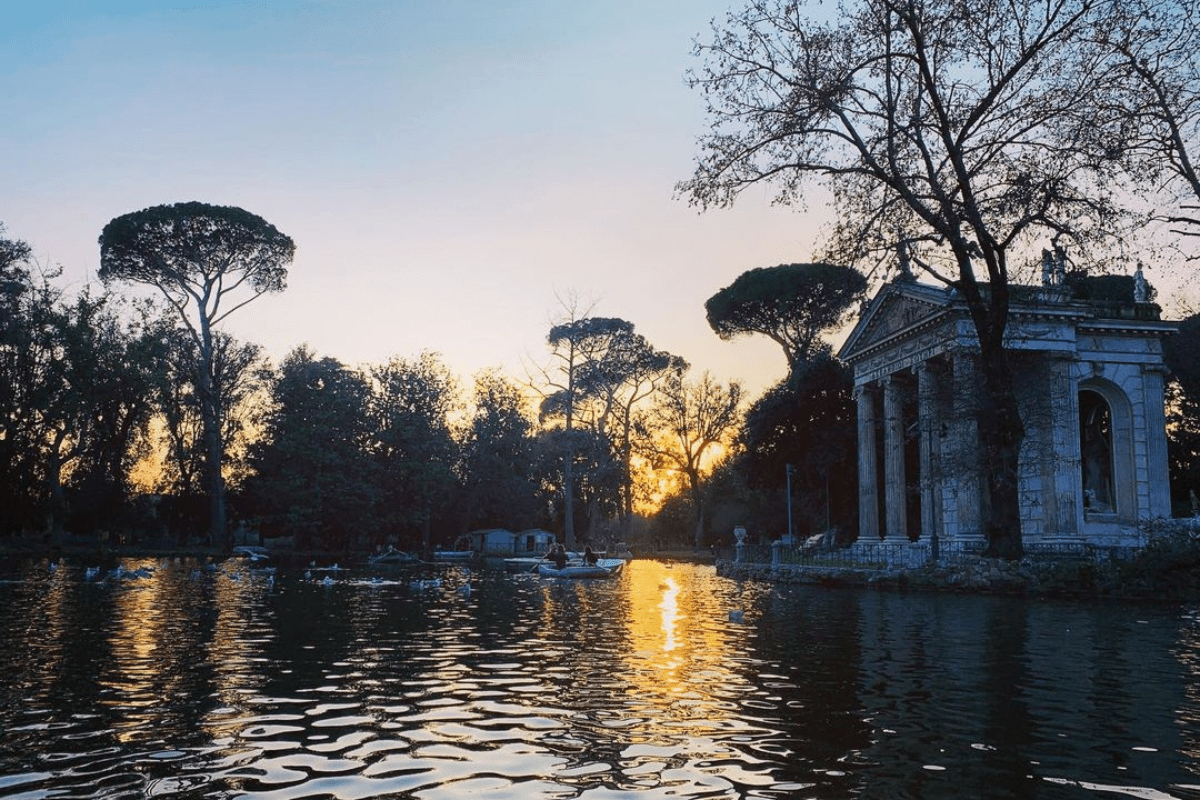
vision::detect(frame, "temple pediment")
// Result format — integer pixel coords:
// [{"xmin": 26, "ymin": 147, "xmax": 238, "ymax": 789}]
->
[
  {"xmin": 843, "ymin": 275, "xmax": 1175, "ymax": 550},
  {"xmin": 840, "ymin": 282, "xmax": 949, "ymax": 361}
]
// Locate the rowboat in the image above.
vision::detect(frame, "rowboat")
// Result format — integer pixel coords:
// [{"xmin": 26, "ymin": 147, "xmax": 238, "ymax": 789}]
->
[
  {"xmin": 537, "ymin": 558, "xmax": 624, "ymax": 579},
  {"xmin": 368, "ymin": 548, "xmax": 421, "ymax": 566},
  {"xmin": 505, "ymin": 551, "xmax": 580, "ymax": 573},
  {"xmin": 432, "ymin": 549, "xmax": 474, "ymax": 562}
]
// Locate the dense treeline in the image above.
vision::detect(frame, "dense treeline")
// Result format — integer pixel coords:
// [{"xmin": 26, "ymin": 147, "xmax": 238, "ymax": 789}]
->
[
  {"xmin": 8, "ymin": 211, "xmax": 1200, "ymax": 556},
  {"xmin": 8, "ymin": 219, "xmax": 853, "ymax": 555}
]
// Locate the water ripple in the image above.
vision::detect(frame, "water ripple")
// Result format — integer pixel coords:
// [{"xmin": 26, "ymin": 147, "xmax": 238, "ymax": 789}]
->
[{"xmin": 1, "ymin": 559, "xmax": 1199, "ymax": 799}]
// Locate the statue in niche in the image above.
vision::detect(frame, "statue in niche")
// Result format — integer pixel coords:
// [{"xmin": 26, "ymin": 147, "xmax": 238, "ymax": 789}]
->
[{"xmin": 1080, "ymin": 392, "xmax": 1115, "ymax": 513}]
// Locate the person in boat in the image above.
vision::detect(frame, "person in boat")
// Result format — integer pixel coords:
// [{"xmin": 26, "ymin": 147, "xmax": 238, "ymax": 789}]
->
[
  {"xmin": 583, "ymin": 546, "xmax": 598, "ymax": 566},
  {"xmin": 546, "ymin": 544, "xmax": 568, "ymax": 570}
]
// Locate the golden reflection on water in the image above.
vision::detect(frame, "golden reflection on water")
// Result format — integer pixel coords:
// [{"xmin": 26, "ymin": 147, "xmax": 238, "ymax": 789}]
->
[
  {"xmin": 204, "ymin": 564, "xmax": 276, "ymax": 741},
  {"xmin": 621, "ymin": 560, "xmax": 748, "ymax": 715},
  {"xmin": 626, "ymin": 561, "xmax": 684, "ymax": 692},
  {"xmin": 102, "ymin": 560, "xmax": 180, "ymax": 742},
  {"xmin": 11, "ymin": 559, "xmax": 1200, "ymax": 799}
]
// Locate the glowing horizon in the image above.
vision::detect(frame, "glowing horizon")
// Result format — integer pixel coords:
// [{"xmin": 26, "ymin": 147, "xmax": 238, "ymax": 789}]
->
[{"xmin": 2, "ymin": 1, "xmax": 823, "ymax": 402}]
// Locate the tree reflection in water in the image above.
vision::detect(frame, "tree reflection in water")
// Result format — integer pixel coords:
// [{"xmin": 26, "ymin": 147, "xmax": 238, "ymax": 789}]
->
[{"xmin": 0, "ymin": 556, "xmax": 1197, "ymax": 799}]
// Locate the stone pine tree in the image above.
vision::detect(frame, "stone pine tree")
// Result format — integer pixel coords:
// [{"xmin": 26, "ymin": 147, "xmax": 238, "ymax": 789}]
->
[
  {"xmin": 99, "ymin": 202, "xmax": 294, "ymax": 550},
  {"xmin": 576, "ymin": 329, "xmax": 687, "ymax": 540},
  {"xmin": 706, "ymin": 263, "xmax": 866, "ymax": 378},
  {"xmin": 679, "ymin": 0, "xmax": 1145, "ymax": 559},
  {"xmin": 707, "ymin": 262, "xmax": 864, "ymax": 541},
  {"xmin": 536, "ymin": 314, "xmax": 634, "ymax": 549}
]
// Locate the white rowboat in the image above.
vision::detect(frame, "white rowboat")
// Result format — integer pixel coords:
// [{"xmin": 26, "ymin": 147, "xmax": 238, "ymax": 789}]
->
[{"xmin": 537, "ymin": 558, "xmax": 624, "ymax": 579}]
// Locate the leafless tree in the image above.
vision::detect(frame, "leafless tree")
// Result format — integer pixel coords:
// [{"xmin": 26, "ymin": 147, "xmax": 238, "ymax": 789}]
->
[
  {"xmin": 1087, "ymin": 0, "xmax": 1200, "ymax": 246},
  {"xmin": 678, "ymin": 0, "xmax": 1138, "ymax": 557},
  {"xmin": 638, "ymin": 371, "xmax": 742, "ymax": 550}
]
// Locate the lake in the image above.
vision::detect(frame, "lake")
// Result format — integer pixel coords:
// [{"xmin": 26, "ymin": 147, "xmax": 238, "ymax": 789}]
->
[{"xmin": 1, "ymin": 556, "xmax": 1198, "ymax": 799}]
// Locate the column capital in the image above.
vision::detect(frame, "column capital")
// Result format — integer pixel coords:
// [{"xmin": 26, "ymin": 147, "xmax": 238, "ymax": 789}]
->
[{"xmin": 854, "ymin": 382, "xmax": 879, "ymax": 402}]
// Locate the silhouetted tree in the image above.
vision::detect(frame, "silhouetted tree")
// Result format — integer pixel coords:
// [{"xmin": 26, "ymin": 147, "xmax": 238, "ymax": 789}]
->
[
  {"xmin": 575, "ymin": 327, "xmax": 686, "ymax": 541},
  {"xmin": 58, "ymin": 298, "xmax": 163, "ymax": 539},
  {"xmin": 1164, "ymin": 313, "xmax": 1200, "ymax": 512},
  {"xmin": 706, "ymin": 263, "xmax": 866, "ymax": 376},
  {"xmin": 0, "ymin": 226, "xmax": 44, "ymax": 534},
  {"xmin": 535, "ymin": 313, "xmax": 634, "ymax": 548},
  {"xmin": 0, "ymin": 239, "xmax": 160, "ymax": 541},
  {"xmin": 369, "ymin": 351, "xmax": 461, "ymax": 554},
  {"xmin": 1088, "ymin": 0, "xmax": 1200, "ymax": 243},
  {"xmin": 739, "ymin": 357, "xmax": 858, "ymax": 541},
  {"xmin": 0, "ymin": 223, "xmax": 31, "ymax": 329},
  {"xmin": 462, "ymin": 369, "xmax": 545, "ymax": 532},
  {"xmin": 245, "ymin": 347, "xmax": 373, "ymax": 551},
  {"xmin": 679, "ymin": 0, "xmax": 1142, "ymax": 557},
  {"xmin": 637, "ymin": 370, "xmax": 742, "ymax": 549},
  {"xmin": 154, "ymin": 325, "xmax": 265, "ymax": 495},
  {"xmin": 99, "ymin": 202, "xmax": 294, "ymax": 549}
]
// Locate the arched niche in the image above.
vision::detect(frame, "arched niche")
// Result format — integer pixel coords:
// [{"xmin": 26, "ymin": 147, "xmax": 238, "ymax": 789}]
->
[{"xmin": 1077, "ymin": 380, "xmax": 1134, "ymax": 522}]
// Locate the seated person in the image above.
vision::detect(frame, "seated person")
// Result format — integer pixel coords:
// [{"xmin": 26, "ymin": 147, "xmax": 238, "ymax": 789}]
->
[{"xmin": 583, "ymin": 546, "xmax": 598, "ymax": 566}]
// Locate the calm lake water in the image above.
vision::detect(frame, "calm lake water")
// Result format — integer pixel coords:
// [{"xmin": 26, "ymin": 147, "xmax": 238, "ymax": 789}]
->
[{"xmin": 1, "ymin": 556, "xmax": 1199, "ymax": 800}]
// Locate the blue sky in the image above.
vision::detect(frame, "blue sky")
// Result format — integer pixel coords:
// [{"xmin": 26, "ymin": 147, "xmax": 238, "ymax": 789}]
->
[{"xmin": 3, "ymin": 1, "xmax": 828, "ymax": 397}]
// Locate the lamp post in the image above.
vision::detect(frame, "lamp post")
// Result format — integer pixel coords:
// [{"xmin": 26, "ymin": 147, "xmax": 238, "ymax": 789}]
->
[{"xmin": 786, "ymin": 463, "xmax": 795, "ymax": 543}]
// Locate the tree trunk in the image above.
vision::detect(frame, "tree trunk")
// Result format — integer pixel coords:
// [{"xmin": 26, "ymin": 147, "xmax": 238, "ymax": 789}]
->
[
  {"xmin": 197, "ymin": 318, "xmax": 227, "ymax": 551},
  {"xmin": 689, "ymin": 468, "xmax": 705, "ymax": 551},
  {"xmin": 976, "ymin": 328, "xmax": 1026, "ymax": 559},
  {"xmin": 562, "ymin": 364, "xmax": 576, "ymax": 550},
  {"xmin": 562, "ymin": 454, "xmax": 575, "ymax": 550},
  {"xmin": 422, "ymin": 499, "xmax": 432, "ymax": 558},
  {"xmin": 45, "ymin": 429, "xmax": 67, "ymax": 547}
]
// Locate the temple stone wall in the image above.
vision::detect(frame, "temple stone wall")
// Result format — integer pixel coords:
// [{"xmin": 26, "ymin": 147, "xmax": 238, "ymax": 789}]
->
[{"xmin": 838, "ymin": 278, "xmax": 1176, "ymax": 550}]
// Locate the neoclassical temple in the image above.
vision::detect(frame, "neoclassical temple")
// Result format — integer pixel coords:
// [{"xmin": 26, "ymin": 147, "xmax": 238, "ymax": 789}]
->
[{"xmin": 837, "ymin": 266, "xmax": 1176, "ymax": 548}]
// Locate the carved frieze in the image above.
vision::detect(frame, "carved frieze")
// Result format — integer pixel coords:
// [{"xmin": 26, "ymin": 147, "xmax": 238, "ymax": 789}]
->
[
  {"xmin": 850, "ymin": 293, "xmax": 945, "ymax": 354},
  {"xmin": 856, "ymin": 328, "xmax": 951, "ymax": 385}
]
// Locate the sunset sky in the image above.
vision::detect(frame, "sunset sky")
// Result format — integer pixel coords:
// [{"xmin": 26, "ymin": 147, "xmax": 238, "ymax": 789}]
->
[{"xmin": 3, "ymin": 0, "xmax": 833, "ymax": 399}]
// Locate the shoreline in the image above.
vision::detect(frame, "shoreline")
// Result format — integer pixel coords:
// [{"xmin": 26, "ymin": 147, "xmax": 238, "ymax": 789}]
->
[{"xmin": 716, "ymin": 554, "xmax": 1200, "ymax": 602}]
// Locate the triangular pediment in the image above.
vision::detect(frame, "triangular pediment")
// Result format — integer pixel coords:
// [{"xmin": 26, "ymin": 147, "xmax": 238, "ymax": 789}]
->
[{"xmin": 839, "ymin": 281, "xmax": 950, "ymax": 361}]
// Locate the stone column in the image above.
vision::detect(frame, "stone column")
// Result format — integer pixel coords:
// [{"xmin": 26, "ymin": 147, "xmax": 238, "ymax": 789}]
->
[
  {"xmin": 1143, "ymin": 365, "xmax": 1172, "ymax": 519},
  {"xmin": 884, "ymin": 374, "xmax": 907, "ymax": 541},
  {"xmin": 917, "ymin": 362, "xmax": 939, "ymax": 545},
  {"xmin": 856, "ymin": 384, "xmax": 880, "ymax": 541},
  {"xmin": 948, "ymin": 350, "xmax": 981, "ymax": 541},
  {"xmin": 1047, "ymin": 354, "xmax": 1081, "ymax": 537}
]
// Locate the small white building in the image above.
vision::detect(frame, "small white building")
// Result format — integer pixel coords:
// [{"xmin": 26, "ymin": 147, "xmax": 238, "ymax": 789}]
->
[
  {"xmin": 837, "ymin": 271, "xmax": 1175, "ymax": 548},
  {"xmin": 465, "ymin": 527, "xmax": 556, "ymax": 555}
]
